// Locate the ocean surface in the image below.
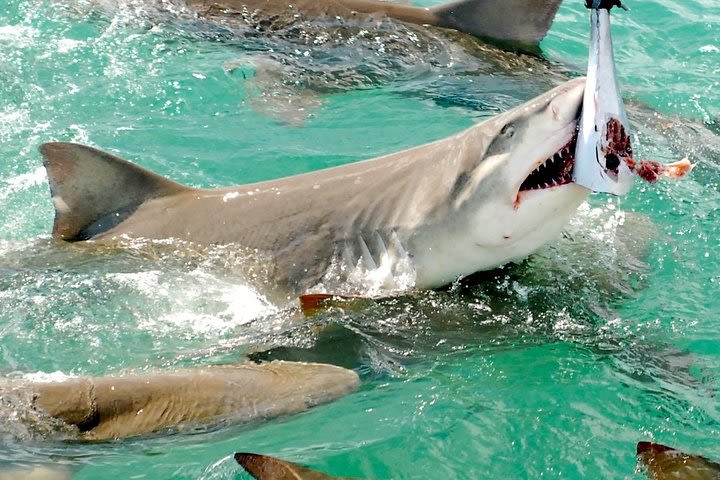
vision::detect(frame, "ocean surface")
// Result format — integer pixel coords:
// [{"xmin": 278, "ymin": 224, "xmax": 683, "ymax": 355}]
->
[{"xmin": 0, "ymin": 0, "xmax": 719, "ymax": 478}]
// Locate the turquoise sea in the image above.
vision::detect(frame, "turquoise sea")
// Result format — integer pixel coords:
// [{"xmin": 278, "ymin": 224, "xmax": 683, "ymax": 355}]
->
[{"xmin": 0, "ymin": 0, "xmax": 719, "ymax": 478}]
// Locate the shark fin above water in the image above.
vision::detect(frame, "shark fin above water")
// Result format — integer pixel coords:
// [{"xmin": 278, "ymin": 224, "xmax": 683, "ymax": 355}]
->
[
  {"xmin": 637, "ymin": 442, "xmax": 720, "ymax": 480},
  {"xmin": 429, "ymin": 0, "xmax": 563, "ymax": 48},
  {"xmin": 40, "ymin": 142, "xmax": 189, "ymax": 241},
  {"xmin": 234, "ymin": 453, "xmax": 351, "ymax": 480}
]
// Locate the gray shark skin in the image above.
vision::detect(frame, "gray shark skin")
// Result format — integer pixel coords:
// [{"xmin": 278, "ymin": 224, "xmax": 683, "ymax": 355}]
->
[
  {"xmin": 637, "ymin": 442, "xmax": 720, "ymax": 480},
  {"xmin": 41, "ymin": 78, "xmax": 591, "ymax": 295},
  {"xmin": 188, "ymin": 0, "xmax": 563, "ymax": 49},
  {"xmin": 235, "ymin": 453, "xmax": 351, "ymax": 479},
  {"xmin": 1, "ymin": 361, "xmax": 359, "ymax": 441}
]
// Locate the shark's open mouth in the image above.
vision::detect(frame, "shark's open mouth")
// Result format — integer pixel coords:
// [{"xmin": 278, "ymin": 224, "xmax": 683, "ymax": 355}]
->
[{"xmin": 519, "ymin": 131, "xmax": 578, "ymax": 192}]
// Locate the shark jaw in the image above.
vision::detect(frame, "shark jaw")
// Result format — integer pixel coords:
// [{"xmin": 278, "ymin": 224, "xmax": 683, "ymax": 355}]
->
[{"xmin": 413, "ymin": 78, "xmax": 594, "ymax": 288}]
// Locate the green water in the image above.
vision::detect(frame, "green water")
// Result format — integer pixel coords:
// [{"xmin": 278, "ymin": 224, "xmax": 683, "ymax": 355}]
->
[{"xmin": 0, "ymin": 0, "xmax": 719, "ymax": 478}]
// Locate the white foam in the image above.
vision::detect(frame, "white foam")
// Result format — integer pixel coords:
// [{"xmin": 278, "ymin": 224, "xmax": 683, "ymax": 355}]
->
[
  {"xmin": 146, "ymin": 282, "xmax": 277, "ymax": 335},
  {"xmin": 22, "ymin": 371, "xmax": 75, "ymax": 383},
  {"xmin": 110, "ymin": 269, "xmax": 277, "ymax": 336},
  {"xmin": 4, "ymin": 166, "xmax": 46, "ymax": 192},
  {"xmin": 56, "ymin": 38, "xmax": 84, "ymax": 54},
  {"xmin": 0, "ymin": 25, "xmax": 39, "ymax": 47},
  {"xmin": 108, "ymin": 270, "xmax": 168, "ymax": 297},
  {"xmin": 222, "ymin": 191, "xmax": 240, "ymax": 202},
  {"xmin": 68, "ymin": 124, "xmax": 90, "ymax": 144},
  {"xmin": 553, "ymin": 309, "xmax": 588, "ymax": 334},
  {"xmin": 0, "ymin": 166, "xmax": 48, "ymax": 203},
  {"xmin": 0, "ymin": 107, "xmax": 33, "ymax": 142}
]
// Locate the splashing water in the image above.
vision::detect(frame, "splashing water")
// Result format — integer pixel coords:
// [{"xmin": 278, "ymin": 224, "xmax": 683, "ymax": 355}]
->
[{"xmin": 0, "ymin": 0, "xmax": 718, "ymax": 478}]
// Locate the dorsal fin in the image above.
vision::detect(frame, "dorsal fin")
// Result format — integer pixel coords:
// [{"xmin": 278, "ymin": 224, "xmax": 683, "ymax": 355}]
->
[
  {"xmin": 40, "ymin": 142, "xmax": 189, "ymax": 241},
  {"xmin": 431, "ymin": 0, "xmax": 563, "ymax": 49}
]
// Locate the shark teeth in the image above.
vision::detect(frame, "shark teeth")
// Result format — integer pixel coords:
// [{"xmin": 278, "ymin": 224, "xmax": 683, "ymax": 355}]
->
[{"xmin": 519, "ymin": 132, "xmax": 578, "ymax": 192}]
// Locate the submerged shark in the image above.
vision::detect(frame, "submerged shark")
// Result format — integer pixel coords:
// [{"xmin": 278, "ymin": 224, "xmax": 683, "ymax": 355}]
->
[
  {"xmin": 189, "ymin": 0, "xmax": 563, "ymax": 49},
  {"xmin": 84, "ymin": 0, "xmax": 564, "ymax": 50},
  {"xmin": 1, "ymin": 360, "xmax": 358, "ymax": 441},
  {"xmin": 41, "ymin": 77, "xmax": 614, "ymax": 295}
]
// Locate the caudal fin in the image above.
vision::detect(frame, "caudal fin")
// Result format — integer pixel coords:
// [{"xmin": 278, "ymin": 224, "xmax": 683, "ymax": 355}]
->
[
  {"xmin": 432, "ymin": 0, "xmax": 563, "ymax": 48},
  {"xmin": 40, "ymin": 142, "xmax": 188, "ymax": 241}
]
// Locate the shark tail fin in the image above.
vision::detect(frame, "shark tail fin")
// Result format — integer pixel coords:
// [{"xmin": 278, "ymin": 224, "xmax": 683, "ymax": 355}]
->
[
  {"xmin": 40, "ymin": 142, "xmax": 189, "ymax": 241},
  {"xmin": 431, "ymin": 0, "xmax": 563, "ymax": 48}
]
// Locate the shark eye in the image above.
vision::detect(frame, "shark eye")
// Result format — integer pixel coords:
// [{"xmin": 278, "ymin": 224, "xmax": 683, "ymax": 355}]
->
[{"xmin": 500, "ymin": 124, "xmax": 515, "ymax": 138}]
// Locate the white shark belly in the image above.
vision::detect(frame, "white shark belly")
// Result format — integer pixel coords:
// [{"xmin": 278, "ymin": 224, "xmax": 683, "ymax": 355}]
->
[{"xmin": 410, "ymin": 184, "xmax": 589, "ymax": 288}]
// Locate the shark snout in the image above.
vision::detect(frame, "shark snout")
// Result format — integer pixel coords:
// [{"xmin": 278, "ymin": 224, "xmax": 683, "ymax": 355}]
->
[
  {"xmin": 514, "ymin": 78, "xmax": 586, "ymax": 197},
  {"xmin": 547, "ymin": 77, "xmax": 586, "ymax": 125}
]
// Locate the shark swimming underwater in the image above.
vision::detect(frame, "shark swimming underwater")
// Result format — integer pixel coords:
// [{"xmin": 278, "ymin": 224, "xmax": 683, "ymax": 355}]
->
[
  {"xmin": 0, "ymin": 360, "xmax": 359, "ymax": 441},
  {"xmin": 85, "ymin": 0, "xmax": 564, "ymax": 50},
  {"xmin": 0, "ymin": 361, "xmax": 358, "ymax": 479},
  {"xmin": 190, "ymin": 0, "xmax": 563, "ymax": 48},
  {"xmin": 41, "ymin": 77, "xmax": 608, "ymax": 295}
]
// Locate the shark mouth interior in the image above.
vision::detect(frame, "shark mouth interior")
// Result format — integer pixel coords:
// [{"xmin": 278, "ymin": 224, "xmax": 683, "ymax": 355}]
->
[{"xmin": 519, "ymin": 130, "xmax": 577, "ymax": 192}]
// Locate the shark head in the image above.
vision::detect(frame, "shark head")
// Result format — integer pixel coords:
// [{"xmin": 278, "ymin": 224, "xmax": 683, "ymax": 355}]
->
[
  {"xmin": 414, "ymin": 78, "xmax": 592, "ymax": 286},
  {"xmin": 473, "ymin": 76, "xmax": 591, "ymax": 243}
]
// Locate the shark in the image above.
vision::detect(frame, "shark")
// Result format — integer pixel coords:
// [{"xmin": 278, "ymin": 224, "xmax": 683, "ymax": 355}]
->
[
  {"xmin": 1, "ymin": 360, "xmax": 359, "ymax": 441},
  {"xmin": 41, "ymin": 77, "xmax": 613, "ymax": 295},
  {"xmin": 235, "ymin": 452, "xmax": 349, "ymax": 479},
  {"xmin": 232, "ymin": 442, "xmax": 720, "ymax": 480},
  {"xmin": 187, "ymin": 0, "xmax": 564, "ymax": 49},
  {"xmin": 81, "ymin": 0, "xmax": 564, "ymax": 51},
  {"xmin": 637, "ymin": 442, "xmax": 720, "ymax": 480}
]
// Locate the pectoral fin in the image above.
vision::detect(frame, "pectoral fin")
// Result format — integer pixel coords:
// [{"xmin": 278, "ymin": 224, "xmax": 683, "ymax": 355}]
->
[{"xmin": 299, "ymin": 294, "xmax": 374, "ymax": 316}]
